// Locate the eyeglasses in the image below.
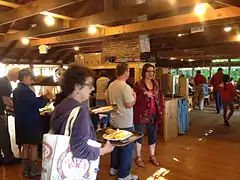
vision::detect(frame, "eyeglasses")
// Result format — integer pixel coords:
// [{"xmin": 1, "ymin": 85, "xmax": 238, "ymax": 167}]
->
[
  {"xmin": 84, "ymin": 83, "xmax": 94, "ymax": 89},
  {"xmin": 146, "ymin": 71, "xmax": 156, "ymax": 73}
]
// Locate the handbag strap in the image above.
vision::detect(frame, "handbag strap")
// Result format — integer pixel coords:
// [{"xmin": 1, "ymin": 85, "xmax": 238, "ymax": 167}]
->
[{"xmin": 64, "ymin": 106, "xmax": 81, "ymax": 136}]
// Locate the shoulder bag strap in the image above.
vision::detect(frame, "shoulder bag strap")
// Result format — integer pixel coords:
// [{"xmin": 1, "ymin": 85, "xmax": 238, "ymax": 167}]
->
[{"xmin": 64, "ymin": 106, "xmax": 81, "ymax": 136}]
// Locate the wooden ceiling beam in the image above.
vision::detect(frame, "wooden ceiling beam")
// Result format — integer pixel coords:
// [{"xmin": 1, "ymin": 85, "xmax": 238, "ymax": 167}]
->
[
  {"xmin": 30, "ymin": 7, "xmax": 240, "ymax": 46},
  {"xmin": 0, "ymin": 0, "xmax": 84, "ymax": 26},
  {"xmin": 2, "ymin": 0, "xmax": 212, "ymax": 42},
  {"xmin": 0, "ymin": 0, "xmax": 76, "ymax": 20},
  {"xmin": 0, "ymin": 0, "xmax": 21, "ymax": 8},
  {"xmin": 39, "ymin": 11, "xmax": 76, "ymax": 21},
  {"xmin": 69, "ymin": 0, "xmax": 213, "ymax": 29},
  {"xmin": 216, "ymin": 0, "xmax": 240, "ymax": 7}
]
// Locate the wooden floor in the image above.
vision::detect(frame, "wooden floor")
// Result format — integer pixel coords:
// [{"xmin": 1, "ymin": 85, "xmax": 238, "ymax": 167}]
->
[{"xmin": 1, "ymin": 109, "xmax": 240, "ymax": 180}]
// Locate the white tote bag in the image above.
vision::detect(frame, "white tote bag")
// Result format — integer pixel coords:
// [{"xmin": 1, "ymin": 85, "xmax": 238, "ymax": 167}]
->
[{"xmin": 41, "ymin": 106, "xmax": 101, "ymax": 180}]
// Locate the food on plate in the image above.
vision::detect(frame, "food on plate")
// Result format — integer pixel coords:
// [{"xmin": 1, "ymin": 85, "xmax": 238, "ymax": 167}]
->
[
  {"xmin": 103, "ymin": 128, "xmax": 133, "ymax": 140},
  {"xmin": 91, "ymin": 106, "xmax": 114, "ymax": 114},
  {"xmin": 40, "ymin": 102, "xmax": 54, "ymax": 113},
  {"xmin": 105, "ymin": 128, "xmax": 116, "ymax": 135}
]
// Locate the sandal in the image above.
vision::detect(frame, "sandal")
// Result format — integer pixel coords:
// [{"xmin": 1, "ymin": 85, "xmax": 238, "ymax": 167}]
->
[
  {"xmin": 135, "ymin": 156, "xmax": 144, "ymax": 168},
  {"xmin": 149, "ymin": 156, "xmax": 160, "ymax": 166}
]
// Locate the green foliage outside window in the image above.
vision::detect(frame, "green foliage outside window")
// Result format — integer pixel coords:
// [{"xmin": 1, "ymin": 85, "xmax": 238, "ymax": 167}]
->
[
  {"xmin": 231, "ymin": 59, "xmax": 240, "ymax": 62},
  {"xmin": 170, "ymin": 69, "xmax": 177, "ymax": 75},
  {"xmin": 212, "ymin": 59, "xmax": 229, "ymax": 63},
  {"xmin": 178, "ymin": 68, "xmax": 192, "ymax": 78},
  {"xmin": 230, "ymin": 67, "xmax": 240, "ymax": 81}
]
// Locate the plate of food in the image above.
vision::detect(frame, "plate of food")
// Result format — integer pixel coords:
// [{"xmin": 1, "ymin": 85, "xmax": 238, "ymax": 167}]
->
[
  {"xmin": 103, "ymin": 128, "xmax": 133, "ymax": 141},
  {"xmin": 91, "ymin": 105, "xmax": 116, "ymax": 114}
]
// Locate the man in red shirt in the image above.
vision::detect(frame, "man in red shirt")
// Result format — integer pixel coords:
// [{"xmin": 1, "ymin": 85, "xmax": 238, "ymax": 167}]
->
[
  {"xmin": 193, "ymin": 70, "xmax": 207, "ymax": 111},
  {"xmin": 211, "ymin": 68, "xmax": 223, "ymax": 114}
]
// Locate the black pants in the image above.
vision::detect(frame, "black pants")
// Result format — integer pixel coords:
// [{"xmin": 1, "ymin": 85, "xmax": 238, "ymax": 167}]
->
[{"xmin": 0, "ymin": 115, "xmax": 15, "ymax": 161}]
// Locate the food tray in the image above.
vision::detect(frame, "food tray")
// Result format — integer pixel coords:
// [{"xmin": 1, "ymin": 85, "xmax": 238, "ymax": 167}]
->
[{"xmin": 96, "ymin": 129, "xmax": 144, "ymax": 147}]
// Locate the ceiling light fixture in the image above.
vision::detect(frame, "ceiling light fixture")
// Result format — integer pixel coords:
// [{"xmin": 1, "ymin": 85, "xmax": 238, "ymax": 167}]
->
[
  {"xmin": 88, "ymin": 25, "xmax": 97, "ymax": 35},
  {"xmin": 224, "ymin": 27, "xmax": 232, "ymax": 32},
  {"xmin": 181, "ymin": 59, "xmax": 184, "ymax": 61},
  {"xmin": 188, "ymin": 59, "xmax": 195, "ymax": 62},
  {"xmin": 74, "ymin": 46, "xmax": 79, "ymax": 51},
  {"xmin": 170, "ymin": 57, "xmax": 176, "ymax": 60},
  {"xmin": 194, "ymin": 3, "xmax": 207, "ymax": 16},
  {"xmin": 44, "ymin": 15, "xmax": 55, "ymax": 26},
  {"xmin": 178, "ymin": 34, "xmax": 182, "ymax": 37},
  {"xmin": 237, "ymin": 34, "xmax": 240, "ymax": 41},
  {"xmin": 21, "ymin": 38, "xmax": 30, "ymax": 45}
]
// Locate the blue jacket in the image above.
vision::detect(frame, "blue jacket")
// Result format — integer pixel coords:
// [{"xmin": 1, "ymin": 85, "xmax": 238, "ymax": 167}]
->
[{"xmin": 13, "ymin": 83, "xmax": 48, "ymax": 145}]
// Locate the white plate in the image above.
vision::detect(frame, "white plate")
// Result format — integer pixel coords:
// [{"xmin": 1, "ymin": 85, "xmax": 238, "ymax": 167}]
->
[{"xmin": 103, "ymin": 131, "xmax": 133, "ymax": 141}]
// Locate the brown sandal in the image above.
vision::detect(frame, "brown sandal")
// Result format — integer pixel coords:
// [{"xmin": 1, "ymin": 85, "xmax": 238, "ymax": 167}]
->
[
  {"xmin": 149, "ymin": 156, "xmax": 160, "ymax": 166},
  {"xmin": 135, "ymin": 156, "xmax": 145, "ymax": 168}
]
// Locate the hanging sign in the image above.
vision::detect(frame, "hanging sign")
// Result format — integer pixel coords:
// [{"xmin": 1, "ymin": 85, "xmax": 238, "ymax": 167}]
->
[
  {"xmin": 139, "ymin": 35, "xmax": 151, "ymax": 53},
  {"xmin": 39, "ymin": 45, "xmax": 49, "ymax": 54},
  {"xmin": 191, "ymin": 26, "xmax": 204, "ymax": 34}
]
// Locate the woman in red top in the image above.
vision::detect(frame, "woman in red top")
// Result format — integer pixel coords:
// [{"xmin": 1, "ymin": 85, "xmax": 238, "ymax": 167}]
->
[
  {"xmin": 133, "ymin": 64, "xmax": 164, "ymax": 168},
  {"xmin": 218, "ymin": 75, "xmax": 237, "ymax": 127}
]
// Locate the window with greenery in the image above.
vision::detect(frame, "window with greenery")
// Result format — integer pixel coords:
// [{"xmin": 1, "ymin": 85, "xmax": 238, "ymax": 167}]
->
[
  {"xmin": 170, "ymin": 69, "xmax": 177, "ymax": 75},
  {"xmin": 230, "ymin": 58, "xmax": 240, "ymax": 62},
  {"xmin": 212, "ymin": 59, "xmax": 229, "ymax": 63},
  {"xmin": 230, "ymin": 67, "xmax": 240, "ymax": 81},
  {"xmin": 193, "ymin": 67, "xmax": 210, "ymax": 79},
  {"xmin": 178, "ymin": 68, "xmax": 192, "ymax": 77},
  {"xmin": 211, "ymin": 67, "xmax": 229, "ymax": 76}
]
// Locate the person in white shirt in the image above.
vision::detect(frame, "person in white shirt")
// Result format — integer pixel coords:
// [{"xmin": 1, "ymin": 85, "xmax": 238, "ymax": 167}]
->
[
  {"xmin": 96, "ymin": 71, "xmax": 110, "ymax": 130},
  {"xmin": 105, "ymin": 63, "xmax": 138, "ymax": 180}
]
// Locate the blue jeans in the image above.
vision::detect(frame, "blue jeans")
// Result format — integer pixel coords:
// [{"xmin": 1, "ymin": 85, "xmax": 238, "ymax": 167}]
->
[
  {"xmin": 110, "ymin": 127, "xmax": 134, "ymax": 178},
  {"xmin": 96, "ymin": 100, "xmax": 110, "ymax": 125},
  {"xmin": 214, "ymin": 91, "xmax": 222, "ymax": 113},
  {"xmin": 135, "ymin": 123, "xmax": 157, "ymax": 145}
]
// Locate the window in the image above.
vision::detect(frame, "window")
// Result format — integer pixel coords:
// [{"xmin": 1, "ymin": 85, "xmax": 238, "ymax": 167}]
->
[
  {"xmin": 230, "ymin": 67, "xmax": 240, "ymax": 81},
  {"xmin": 230, "ymin": 58, "xmax": 240, "ymax": 62},
  {"xmin": 178, "ymin": 68, "xmax": 192, "ymax": 77},
  {"xmin": 211, "ymin": 67, "xmax": 229, "ymax": 76},
  {"xmin": 193, "ymin": 67, "xmax": 210, "ymax": 79},
  {"xmin": 170, "ymin": 69, "xmax": 177, "ymax": 75},
  {"xmin": 212, "ymin": 59, "xmax": 228, "ymax": 63}
]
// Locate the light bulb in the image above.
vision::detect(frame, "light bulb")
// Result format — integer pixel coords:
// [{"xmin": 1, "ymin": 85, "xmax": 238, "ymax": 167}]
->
[
  {"xmin": 74, "ymin": 46, "xmax": 79, "ymax": 51},
  {"xmin": 44, "ymin": 15, "xmax": 55, "ymax": 26},
  {"xmin": 237, "ymin": 34, "xmax": 240, "ymax": 41},
  {"xmin": 21, "ymin": 38, "xmax": 30, "ymax": 45},
  {"xmin": 194, "ymin": 3, "xmax": 207, "ymax": 16},
  {"xmin": 224, "ymin": 27, "xmax": 232, "ymax": 32},
  {"xmin": 88, "ymin": 25, "xmax": 97, "ymax": 35}
]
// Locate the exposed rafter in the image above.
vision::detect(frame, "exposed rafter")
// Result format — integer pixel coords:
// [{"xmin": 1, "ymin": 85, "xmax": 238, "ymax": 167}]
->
[
  {"xmin": 0, "ymin": 0, "xmax": 21, "ymax": 8},
  {"xmin": 30, "ymin": 7, "xmax": 240, "ymax": 46},
  {"xmin": 0, "ymin": 0, "xmax": 84, "ymax": 26},
  {"xmin": 2, "ymin": 0, "xmax": 213, "ymax": 42}
]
